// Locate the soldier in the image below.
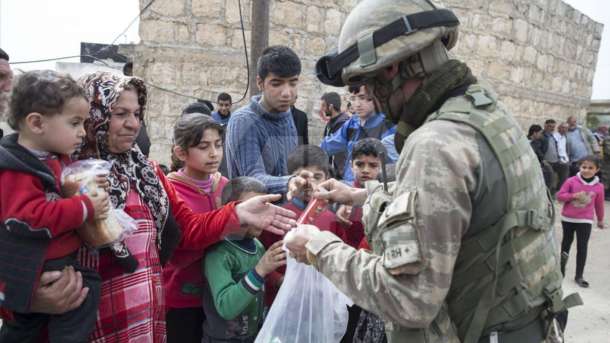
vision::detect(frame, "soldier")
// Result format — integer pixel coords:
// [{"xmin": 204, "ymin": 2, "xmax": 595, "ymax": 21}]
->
[{"xmin": 285, "ymin": 0, "xmax": 581, "ymax": 342}]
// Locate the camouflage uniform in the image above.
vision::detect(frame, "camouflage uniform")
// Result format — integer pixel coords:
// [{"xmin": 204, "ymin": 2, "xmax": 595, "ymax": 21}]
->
[{"xmin": 308, "ymin": 0, "xmax": 577, "ymax": 341}]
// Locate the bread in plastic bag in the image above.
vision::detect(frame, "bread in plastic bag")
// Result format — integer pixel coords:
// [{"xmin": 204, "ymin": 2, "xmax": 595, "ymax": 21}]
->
[
  {"xmin": 61, "ymin": 159, "xmax": 136, "ymax": 248},
  {"xmin": 255, "ymin": 254, "xmax": 353, "ymax": 343}
]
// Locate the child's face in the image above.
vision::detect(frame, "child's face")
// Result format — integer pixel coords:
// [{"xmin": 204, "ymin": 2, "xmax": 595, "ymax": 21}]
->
[
  {"xmin": 32, "ymin": 97, "xmax": 89, "ymax": 155},
  {"xmin": 293, "ymin": 166, "xmax": 327, "ymax": 203},
  {"xmin": 239, "ymin": 191, "xmax": 267, "ymax": 238},
  {"xmin": 185, "ymin": 128, "xmax": 223, "ymax": 177},
  {"xmin": 579, "ymin": 161, "xmax": 599, "ymax": 179},
  {"xmin": 350, "ymin": 86, "xmax": 375, "ymax": 120},
  {"xmin": 352, "ymin": 155, "xmax": 381, "ymax": 184}
]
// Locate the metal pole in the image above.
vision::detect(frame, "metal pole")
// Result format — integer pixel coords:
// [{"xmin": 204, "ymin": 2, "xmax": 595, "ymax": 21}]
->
[{"xmin": 249, "ymin": 0, "xmax": 270, "ymax": 97}]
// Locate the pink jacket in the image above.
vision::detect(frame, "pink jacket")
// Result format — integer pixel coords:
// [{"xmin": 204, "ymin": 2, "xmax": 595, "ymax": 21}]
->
[{"xmin": 557, "ymin": 173, "xmax": 604, "ymax": 224}]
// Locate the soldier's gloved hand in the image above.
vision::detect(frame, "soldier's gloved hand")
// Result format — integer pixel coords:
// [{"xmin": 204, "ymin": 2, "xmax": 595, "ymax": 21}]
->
[
  {"xmin": 314, "ymin": 179, "xmax": 368, "ymax": 207},
  {"xmin": 285, "ymin": 224, "xmax": 320, "ymax": 264}
]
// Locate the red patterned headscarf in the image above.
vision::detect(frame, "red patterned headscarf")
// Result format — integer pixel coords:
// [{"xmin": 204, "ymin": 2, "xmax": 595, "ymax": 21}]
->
[{"xmin": 79, "ymin": 72, "xmax": 169, "ymax": 243}]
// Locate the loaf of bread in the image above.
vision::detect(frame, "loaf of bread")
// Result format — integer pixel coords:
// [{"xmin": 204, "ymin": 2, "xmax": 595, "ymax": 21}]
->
[{"xmin": 67, "ymin": 174, "xmax": 123, "ymax": 248}]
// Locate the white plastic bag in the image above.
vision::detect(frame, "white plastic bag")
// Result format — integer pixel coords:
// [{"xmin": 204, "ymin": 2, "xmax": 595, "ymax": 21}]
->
[
  {"xmin": 255, "ymin": 255, "xmax": 353, "ymax": 343},
  {"xmin": 61, "ymin": 159, "xmax": 136, "ymax": 248}
]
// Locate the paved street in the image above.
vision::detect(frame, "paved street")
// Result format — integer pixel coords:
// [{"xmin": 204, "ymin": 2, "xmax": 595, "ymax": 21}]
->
[{"xmin": 558, "ymin": 201, "xmax": 610, "ymax": 342}]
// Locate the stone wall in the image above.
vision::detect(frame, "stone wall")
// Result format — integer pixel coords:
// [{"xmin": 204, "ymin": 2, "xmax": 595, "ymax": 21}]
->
[{"xmin": 134, "ymin": 0, "xmax": 603, "ymax": 164}]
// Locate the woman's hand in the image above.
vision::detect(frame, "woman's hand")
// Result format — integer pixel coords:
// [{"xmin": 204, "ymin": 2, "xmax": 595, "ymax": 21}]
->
[
  {"xmin": 235, "ymin": 194, "xmax": 297, "ymax": 235},
  {"xmin": 30, "ymin": 267, "xmax": 89, "ymax": 314},
  {"xmin": 313, "ymin": 179, "xmax": 367, "ymax": 207}
]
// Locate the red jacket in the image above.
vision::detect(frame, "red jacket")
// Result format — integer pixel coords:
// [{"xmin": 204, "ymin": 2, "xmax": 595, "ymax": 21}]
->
[
  {"xmin": 0, "ymin": 156, "xmax": 94, "ymax": 260},
  {"xmin": 163, "ymin": 172, "xmax": 228, "ymax": 309}
]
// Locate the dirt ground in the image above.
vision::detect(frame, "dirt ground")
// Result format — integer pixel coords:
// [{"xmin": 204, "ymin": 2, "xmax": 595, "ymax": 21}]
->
[{"xmin": 557, "ymin": 201, "xmax": 610, "ymax": 343}]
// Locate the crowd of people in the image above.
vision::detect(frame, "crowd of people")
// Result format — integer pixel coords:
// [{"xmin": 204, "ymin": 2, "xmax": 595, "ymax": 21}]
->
[
  {"xmin": 0, "ymin": 43, "xmax": 398, "ymax": 343},
  {"xmin": 527, "ymin": 117, "xmax": 607, "ymax": 291}
]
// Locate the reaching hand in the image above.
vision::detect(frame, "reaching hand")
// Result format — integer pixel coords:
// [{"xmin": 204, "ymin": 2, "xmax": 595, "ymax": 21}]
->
[
  {"xmin": 287, "ymin": 170, "xmax": 314, "ymax": 202},
  {"xmin": 336, "ymin": 205, "xmax": 353, "ymax": 226},
  {"xmin": 236, "ymin": 194, "xmax": 297, "ymax": 235},
  {"xmin": 255, "ymin": 240, "xmax": 287, "ymax": 277},
  {"xmin": 89, "ymin": 190, "xmax": 110, "ymax": 221},
  {"xmin": 313, "ymin": 179, "xmax": 367, "ymax": 207},
  {"xmin": 598, "ymin": 221, "xmax": 605, "ymax": 229}
]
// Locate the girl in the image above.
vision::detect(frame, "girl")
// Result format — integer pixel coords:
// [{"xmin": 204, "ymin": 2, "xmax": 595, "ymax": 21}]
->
[
  {"xmin": 164, "ymin": 113, "xmax": 228, "ymax": 343},
  {"xmin": 557, "ymin": 155, "xmax": 605, "ymax": 288}
]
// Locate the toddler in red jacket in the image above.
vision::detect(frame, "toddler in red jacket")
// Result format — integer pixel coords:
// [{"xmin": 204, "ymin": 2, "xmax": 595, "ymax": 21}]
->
[{"xmin": 0, "ymin": 71, "xmax": 107, "ymax": 342}]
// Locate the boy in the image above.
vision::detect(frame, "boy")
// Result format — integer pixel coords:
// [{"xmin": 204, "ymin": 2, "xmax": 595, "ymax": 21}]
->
[
  {"xmin": 212, "ymin": 92, "xmax": 232, "ymax": 126},
  {"xmin": 259, "ymin": 145, "xmax": 345, "ymax": 306},
  {"xmin": 338, "ymin": 138, "xmax": 387, "ymax": 248},
  {"xmin": 321, "ymin": 85, "xmax": 395, "ymax": 182},
  {"xmin": 201, "ymin": 177, "xmax": 286, "ymax": 343},
  {"xmin": 225, "ymin": 45, "xmax": 301, "ymax": 194},
  {"xmin": 0, "ymin": 70, "xmax": 107, "ymax": 342}
]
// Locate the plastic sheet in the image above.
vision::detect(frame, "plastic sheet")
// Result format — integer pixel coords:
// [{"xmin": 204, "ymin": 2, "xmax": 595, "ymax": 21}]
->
[
  {"xmin": 255, "ymin": 253, "xmax": 352, "ymax": 343},
  {"xmin": 62, "ymin": 159, "xmax": 136, "ymax": 248}
]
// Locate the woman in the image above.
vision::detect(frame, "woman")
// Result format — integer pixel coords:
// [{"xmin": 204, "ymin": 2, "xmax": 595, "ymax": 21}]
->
[{"xmin": 74, "ymin": 72, "xmax": 294, "ymax": 342}]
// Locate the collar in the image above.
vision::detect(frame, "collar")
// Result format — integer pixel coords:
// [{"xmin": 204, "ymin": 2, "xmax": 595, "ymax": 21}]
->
[
  {"xmin": 224, "ymin": 237, "xmax": 258, "ymax": 254},
  {"xmin": 252, "ymin": 95, "xmax": 292, "ymax": 121},
  {"xmin": 291, "ymin": 197, "xmax": 307, "ymax": 210},
  {"xmin": 577, "ymin": 172, "xmax": 599, "ymax": 186},
  {"xmin": 357, "ymin": 112, "xmax": 385, "ymax": 128}
]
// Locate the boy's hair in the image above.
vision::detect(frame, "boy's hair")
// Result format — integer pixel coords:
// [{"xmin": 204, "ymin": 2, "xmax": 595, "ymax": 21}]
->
[
  {"xmin": 544, "ymin": 119, "xmax": 556, "ymax": 125},
  {"xmin": 257, "ymin": 45, "xmax": 301, "ymax": 80},
  {"xmin": 352, "ymin": 138, "xmax": 387, "ymax": 161},
  {"xmin": 221, "ymin": 177, "xmax": 266, "ymax": 205},
  {"xmin": 527, "ymin": 124, "xmax": 542, "ymax": 138},
  {"xmin": 578, "ymin": 155, "xmax": 601, "ymax": 169},
  {"xmin": 321, "ymin": 92, "xmax": 341, "ymax": 112},
  {"xmin": 171, "ymin": 113, "xmax": 224, "ymax": 172},
  {"xmin": 8, "ymin": 70, "xmax": 86, "ymax": 130},
  {"xmin": 217, "ymin": 92, "xmax": 232, "ymax": 103},
  {"xmin": 182, "ymin": 100, "xmax": 213, "ymax": 116},
  {"xmin": 0, "ymin": 48, "xmax": 9, "ymax": 61},
  {"xmin": 348, "ymin": 84, "xmax": 364, "ymax": 95},
  {"xmin": 287, "ymin": 145, "xmax": 330, "ymax": 177}
]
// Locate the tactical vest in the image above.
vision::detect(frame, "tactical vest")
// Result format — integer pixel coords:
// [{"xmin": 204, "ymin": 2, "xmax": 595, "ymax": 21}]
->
[{"xmin": 425, "ymin": 84, "xmax": 579, "ymax": 342}]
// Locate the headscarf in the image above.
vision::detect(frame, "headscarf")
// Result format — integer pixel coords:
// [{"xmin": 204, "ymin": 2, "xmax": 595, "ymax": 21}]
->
[{"xmin": 79, "ymin": 72, "xmax": 169, "ymax": 244}]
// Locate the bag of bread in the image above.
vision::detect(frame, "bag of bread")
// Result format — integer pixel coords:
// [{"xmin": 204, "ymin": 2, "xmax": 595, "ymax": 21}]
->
[{"xmin": 61, "ymin": 159, "xmax": 136, "ymax": 248}]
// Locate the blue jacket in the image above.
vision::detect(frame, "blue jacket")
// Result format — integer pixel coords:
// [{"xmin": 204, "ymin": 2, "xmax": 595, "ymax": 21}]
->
[
  {"xmin": 321, "ymin": 113, "xmax": 395, "ymax": 182},
  {"xmin": 212, "ymin": 111, "xmax": 231, "ymax": 126},
  {"xmin": 225, "ymin": 96, "xmax": 298, "ymax": 194}
]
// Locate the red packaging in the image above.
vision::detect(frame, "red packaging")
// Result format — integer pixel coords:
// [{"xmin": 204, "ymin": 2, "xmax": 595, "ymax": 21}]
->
[{"xmin": 297, "ymin": 198, "xmax": 329, "ymax": 225}]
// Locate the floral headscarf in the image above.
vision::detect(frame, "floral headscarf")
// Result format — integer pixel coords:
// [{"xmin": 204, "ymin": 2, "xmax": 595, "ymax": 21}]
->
[{"xmin": 79, "ymin": 72, "xmax": 169, "ymax": 243}]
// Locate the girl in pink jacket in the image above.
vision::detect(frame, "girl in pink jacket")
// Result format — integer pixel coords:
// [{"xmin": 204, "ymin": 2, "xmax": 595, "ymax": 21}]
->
[{"xmin": 557, "ymin": 155, "xmax": 605, "ymax": 288}]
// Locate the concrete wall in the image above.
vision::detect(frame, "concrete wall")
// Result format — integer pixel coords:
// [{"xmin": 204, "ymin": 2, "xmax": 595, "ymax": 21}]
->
[{"xmin": 134, "ymin": 0, "xmax": 603, "ymax": 164}]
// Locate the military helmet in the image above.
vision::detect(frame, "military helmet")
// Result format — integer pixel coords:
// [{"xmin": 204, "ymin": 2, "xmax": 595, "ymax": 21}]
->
[{"xmin": 316, "ymin": 0, "xmax": 459, "ymax": 87}]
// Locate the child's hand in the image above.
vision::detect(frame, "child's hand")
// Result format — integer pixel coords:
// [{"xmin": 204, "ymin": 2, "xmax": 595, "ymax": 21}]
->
[
  {"xmin": 88, "ymin": 191, "xmax": 110, "ymax": 221},
  {"xmin": 62, "ymin": 179, "xmax": 80, "ymax": 198},
  {"xmin": 336, "ymin": 205, "xmax": 353, "ymax": 226},
  {"xmin": 598, "ymin": 221, "xmax": 605, "ymax": 229},
  {"xmin": 255, "ymin": 240, "xmax": 286, "ymax": 277},
  {"xmin": 95, "ymin": 174, "xmax": 110, "ymax": 192}
]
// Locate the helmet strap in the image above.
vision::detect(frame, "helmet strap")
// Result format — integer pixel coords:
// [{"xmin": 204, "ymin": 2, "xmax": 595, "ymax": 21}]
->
[{"xmin": 393, "ymin": 59, "xmax": 477, "ymax": 152}]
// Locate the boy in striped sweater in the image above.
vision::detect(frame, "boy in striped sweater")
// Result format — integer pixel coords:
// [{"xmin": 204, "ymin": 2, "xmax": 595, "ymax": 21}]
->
[{"xmin": 201, "ymin": 177, "xmax": 286, "ymax": 342}]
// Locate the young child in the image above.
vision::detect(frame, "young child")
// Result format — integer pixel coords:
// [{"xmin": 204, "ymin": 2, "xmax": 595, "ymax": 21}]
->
[
  {"xmin": 338, "ymin": 138, "xmax": 386, "ymax": 248},
  {"xmin": 201, "ymin": 177, "xmax": 286, "ymax": 343},
  {"xmin": 0, "ymin": 70, "xmax": 106, "ymax": 342},
  {"xmin": 557, "ymin": 155, "xmax": 605, "ymax": 288},
  {"xmin": 259, "ymin": 145, "xmax": 345, "ymax": 307},
  {"xmin": 164, "ymin": 113, "xmax": 229, "ymax": 343}
]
